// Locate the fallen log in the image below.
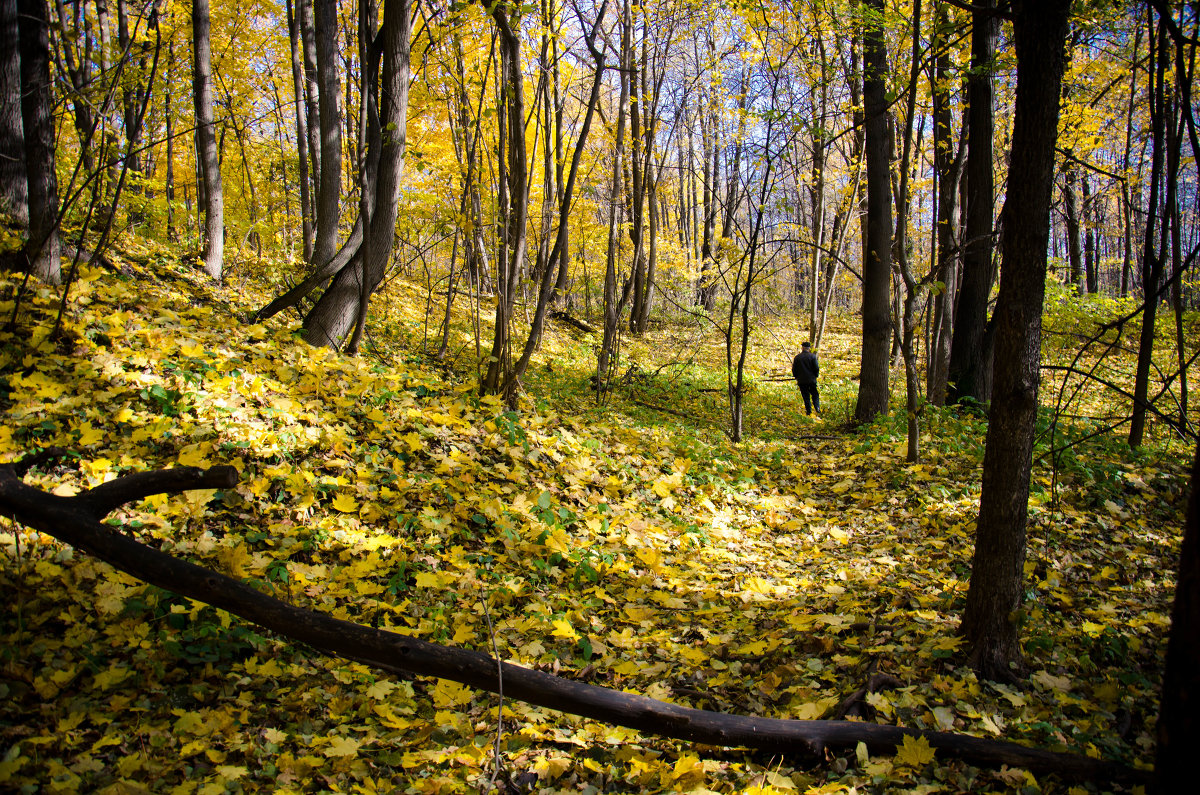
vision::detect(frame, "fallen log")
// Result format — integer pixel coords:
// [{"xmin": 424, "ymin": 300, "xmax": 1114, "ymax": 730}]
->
[
  {"xmin": 0, "ymin": 451, "xmax": 1149, "ymax": 788},
  {"xmin": 549, "ymin": 310, "xmax": 596, "ymax": 334}
]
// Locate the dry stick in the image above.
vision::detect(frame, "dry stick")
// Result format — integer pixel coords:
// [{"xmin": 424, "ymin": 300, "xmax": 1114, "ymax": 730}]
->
[{"xmin": 0, "ymin": 454, "xmax": 1149, "ymax": 788}]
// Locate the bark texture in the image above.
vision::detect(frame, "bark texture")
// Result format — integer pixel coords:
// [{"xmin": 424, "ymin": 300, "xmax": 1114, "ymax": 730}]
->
[
  {"xmin": 961, "ymin": 0, "xmax": 1071, "ymax": 681},
  {"xmin": 0, "ymin": 0, "xmax": 26, "ymax": 224},
  {"xmin": 16, "ymin": 0, "xmax": 59, "ymax": 283},
  {"xmin": 1154, "ymin": 442, "xmax": 1200, "ymax": 791},
  {"xmin": 945, "ymin": 0, "xmax": 997, "ymax": 405},
  {"xmin": 192, "ymin": 0, "xmax": 224, "ymax": 279},
  {"xmin": 853, "ymin": 0, "xmax": 892, "ymax": 424}
]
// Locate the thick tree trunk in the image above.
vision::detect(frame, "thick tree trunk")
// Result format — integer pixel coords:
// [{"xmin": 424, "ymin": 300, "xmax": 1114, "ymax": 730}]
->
[
  {"xmin": 17, "ymin": 0, "xmax": 60, "ymax": 284},
  {"xmin": 961, "ymin": 0, "xmax": 1071, "ymax": 682},
  {"xmin": 192, "ymin": 0, "xmax": 224, "ymax": 279},
  {"xmin": 302, "ymin": 0, "xmax": 410, "ymax": 349},
  {"xmin": 853, "ymin": 0, "xmax": 892, "ymax": 424},
  {"xmin": 0, "ymin": 0, "xmax": 26, "ymax": 224},
  {"xmin": 310, "ymin": 0, "xmax": 344, "ymax": 271},
  {"xmin": 945, "ymin": 0, "xmax": 997, "ymax": 406},
  {"xmin": 1154, "ymin": 441, "xmax": 1200, "ymax": 791}
]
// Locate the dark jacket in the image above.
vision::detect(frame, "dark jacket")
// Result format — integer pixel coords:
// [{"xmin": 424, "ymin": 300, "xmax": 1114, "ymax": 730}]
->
[{"xmin": 792, "ymin": 350, "xmax": 819, "ymax": 385}]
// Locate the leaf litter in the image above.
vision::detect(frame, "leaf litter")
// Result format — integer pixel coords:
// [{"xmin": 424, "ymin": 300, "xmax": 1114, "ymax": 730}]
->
[{"xmin": 0, "ymin": 253, "xmax": 1188, "ymax": 793}]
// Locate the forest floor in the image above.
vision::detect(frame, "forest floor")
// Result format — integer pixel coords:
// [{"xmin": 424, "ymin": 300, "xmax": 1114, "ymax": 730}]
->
[{"xmin": 0, "ymin": 246, "xmax": 1192, "ymax": 794}]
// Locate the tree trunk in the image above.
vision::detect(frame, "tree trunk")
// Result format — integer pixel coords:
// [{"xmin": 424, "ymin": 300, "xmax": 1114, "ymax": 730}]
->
[
  {"xmin": 945, "ymin": 0, "xmax": 997, "ymax": 405},
  {"xmin": 597, "ymin": 0, "xmax": 632, "ymax": 392},
  {"xmin": 0, "ymin": 0, "xmax": 26, "ymax": 224},
  {"xmin": 928, "ymin": 0, "xmax": 961, "ymax": 406},
  {"xmin": 1061, "ymin": 163, "xmax": 1084, "ymax": 293},
  {"xmin": 1130, "ymin": 15, "xmax": 1170, "ymax": 449},
  {"xmin": 854, "ymin": 0, "xmax": 892, "ymax": 424},
  {"xmin": 286, "ymin": 0, "xmax": 314, "ymax": 260},
  {"xmin": 17, "ymin": 0, "xmax": 60, "ymax": 284},
  {"xmin": 504, "ymin": 0, "xmax": 609, "ymax": 400},
  {"xmin": 302, "ymin": 0, "xmax": 410, "ymax": 349},
  {"xmin": 1154, "ymin": 441, "xmax": 1200, "ymax": 791},
  {"xmin": 310, "ymin": 0, "xmax": 344, "ymax": 271},
  {"xmin": 480, "ymin": 1, "xmax": 529, "ymax": 397},
  {"xmin": 192, "ymin": 0, "xmax": 224, "ymax": 279},
  {"xmin": 961, "ymin": 0, "xmax": 1071, "ymax": 682}
]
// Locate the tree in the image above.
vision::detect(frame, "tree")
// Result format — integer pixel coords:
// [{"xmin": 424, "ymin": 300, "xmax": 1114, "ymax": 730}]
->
[
  {"xmin": 1154, "ymin": 442, "xmax": 1200, "ymax": 790},
  {"xmin": 1129, "ymin": 13, "xmax": 1171, "ymax": 448},
  {"xmin": 17, "ymin": 0, "xmax": 60, "ymax": 284},
  {"xmin": 960, "ymin": 0, "xmax": 1071, "ymax": 681},
  {"xmin": 853, "ymin": 0, "xmax": 892, "ymax": 424},
  {"xmin": 192, "ymin": 0, "xmax": 224, "ymax": 279},
  {"xmin": 310, "ymin": 0, "xmax": 344, "ymax": 272},
  {"xmin": 945, "ymin": 0, "xmax": 997, "ymax": 406},
  {"xmin": 479, "ymin": 0, "xmax": 530, "ymax": 396},
  {"xmin": 927, "ymin": 0, "xmax": 963, "ymax": 405},
  {"xmin": 0, "ymin": 0, "xmax": 26, "ymax": 225},
  {"xmin": 301, "ymin": 0, "xmax": 412, "ymax": 349}
]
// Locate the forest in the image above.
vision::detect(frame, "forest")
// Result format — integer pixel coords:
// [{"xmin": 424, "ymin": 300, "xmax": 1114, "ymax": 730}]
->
[{"xmin": 1, "ymin": 0, "xmax": 1199, "ymax": 791}]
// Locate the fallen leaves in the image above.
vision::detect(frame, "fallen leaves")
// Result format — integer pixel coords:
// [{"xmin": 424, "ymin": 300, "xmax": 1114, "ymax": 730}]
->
[{"xmin": 0, "ymin": 257, "xmax": 1188, "ymax": 793}]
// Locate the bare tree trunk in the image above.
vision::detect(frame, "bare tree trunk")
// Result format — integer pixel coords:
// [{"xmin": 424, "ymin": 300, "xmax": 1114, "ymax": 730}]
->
[
  {"xmin": 894, "ymin": 0, "xmax": 924, "ymax": 462},
  {"xmin": 18, "ymin": 0, "xmax": 60, "ymax": 284},
  {"xmin": 505, "ymin": 0, "xmax": 610, "ymax": 399},
  {"xmin": 946, "ymin": 0, "xmax": 997, "ymax": 405},
  {"xmin": 192, "ymin": 0, "xmax": 224, "ymax": 279},
  {"xmin": 597, "ymin": 0, "xmax": 632, "ymax": 391},
  {"xmin": 928, "ymin": 0, "xmax": 962, "ymax": 405},
  {"xmin": 854, "ymin": 0, "xmax": 892, "ymax": 424},
  {"xmin": 0, "ymin": 0, "xmax": 27, "ymax": 224},
  {"xmin": 481, "ymin": 2, "xmax": 529, "ymax": 397},
  {"xmin": 310, "ymin": 0, "xmax": 344, "ymax": 271},
  {"xmin": 1154, "ymin": 441, "xmax": 1200, "ymax": 791},
  {"xmin": 961, "ymin": 0, "xmax": 1071, "ymax": 682},
  {"xmin": 302, "ymin": 0, "xmax": 410, "ymax": 350},
  {"xmin": 1130, "ymin": 15, "xmax": 1170, "ymax": 448},
  {"xmin": 286, "ymin": 0, "xmax": 314, "ymax": 260},
  {"xmin": 1061, "ymin": 162, "xmax": 1084, "ymax": 293}
]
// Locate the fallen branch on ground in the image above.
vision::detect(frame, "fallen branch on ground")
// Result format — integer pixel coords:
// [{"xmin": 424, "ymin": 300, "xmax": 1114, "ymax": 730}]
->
[
  {"xmin": 549, "ymin": 310, "xmax": 596, "ymax": 334},
  {"xmin": 0, "ymin": 451, "xmax": 1150, "ymax": 788}
]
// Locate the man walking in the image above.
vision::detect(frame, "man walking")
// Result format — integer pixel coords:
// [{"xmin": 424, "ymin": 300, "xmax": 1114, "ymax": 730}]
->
[{"xmin": 792, "ymin": 341, "xmax": 820, "ymax": 415}]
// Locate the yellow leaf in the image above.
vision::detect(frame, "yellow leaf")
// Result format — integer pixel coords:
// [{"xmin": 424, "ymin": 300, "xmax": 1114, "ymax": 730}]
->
[
  {"xmin": 894, "ymin": 734, "xmax": 935, "ymax": 767},
  {"xmin": 431, "ymin": 679, "xmax": 473, "ymax": 708},
  {"xmin": 77, "ymin": 421, "xmax": 105, "ymax": 446},
  {"xmin": 663, "ymin": 752, "xmax": 706, "ymax": 788},
  {"xmin": 635, "ymin": 547, "xmax": 662, "ymax": 568},
  {"xmin": 331, "ymin": 493, "xmax": 359, "ymax": 513},
  {"xmin": 263, "ymin": 728, "xmax": 288, "ymax": 744},
  {"xmin": 551, "ymin": 619, "xmax": 579, "ymax": 640},
  {"xmin": 323, "ymin": 736, "xmax": 362, "ymax": 758}
]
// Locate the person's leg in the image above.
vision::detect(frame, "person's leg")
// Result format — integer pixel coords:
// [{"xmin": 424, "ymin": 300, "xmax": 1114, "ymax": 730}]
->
[
  {"xmin": 813, "ymin": 385, "xmax": 820, "ymax": 413},
  {"xmin": 801, "ymin": 385, "xmax": 813, "ymax": 414}
]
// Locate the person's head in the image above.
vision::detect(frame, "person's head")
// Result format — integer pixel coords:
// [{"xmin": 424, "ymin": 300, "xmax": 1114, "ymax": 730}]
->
[{"xmin": 802, "ymin": 341, "xmax": 811, "ymax": 350}]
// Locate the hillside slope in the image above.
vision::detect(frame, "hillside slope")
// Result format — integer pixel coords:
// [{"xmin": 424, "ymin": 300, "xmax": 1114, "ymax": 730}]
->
[{"xmin": 0, "ymin": 254, "xmax": 1187, "ymax": 793}]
